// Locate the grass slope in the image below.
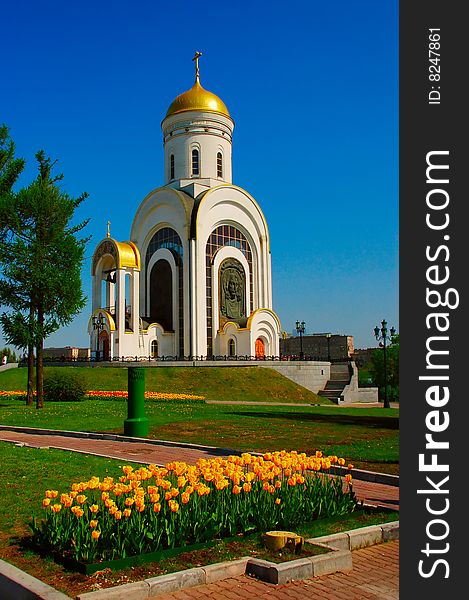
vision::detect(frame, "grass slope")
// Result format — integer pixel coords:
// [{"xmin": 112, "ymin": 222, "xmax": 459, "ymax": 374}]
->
[{"xmin": 0, "ymin": 365, "xmax": 328, "ymax": 404}]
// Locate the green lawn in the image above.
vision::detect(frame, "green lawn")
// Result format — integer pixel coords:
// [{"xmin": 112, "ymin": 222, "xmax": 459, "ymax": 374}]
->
[{"xmin": 0, "ymin": 394, "xmax": 398, "ymax": 473}]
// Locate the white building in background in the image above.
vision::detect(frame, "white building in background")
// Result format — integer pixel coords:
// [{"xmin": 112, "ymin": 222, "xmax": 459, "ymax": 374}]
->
[{"xmin": 89, "ymin": 54, "xmax": 281, "ymax": 360}]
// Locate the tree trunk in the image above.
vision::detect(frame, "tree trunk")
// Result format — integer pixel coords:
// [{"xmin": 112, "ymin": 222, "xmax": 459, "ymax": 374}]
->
[
  {"xmin": 26, "ymin": 343, "xmax": 34, "ymax": 406},
  {"xmin": 36, "ymin": 305, "xmax": 44, "ymax": 409}
]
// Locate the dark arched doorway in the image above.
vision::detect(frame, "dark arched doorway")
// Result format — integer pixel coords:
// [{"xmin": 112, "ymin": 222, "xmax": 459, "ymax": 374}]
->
[
  {"xmin": 228, "ymin": 338, "xmax": 236, "ymax": 357},
  {"xmin": 149, "ymin": 260, "xmax": 173, "ymax": 331}
]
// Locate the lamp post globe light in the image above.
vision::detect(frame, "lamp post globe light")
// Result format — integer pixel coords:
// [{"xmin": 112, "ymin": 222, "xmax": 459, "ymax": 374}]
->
[
  {"xmin": 374, "ymin": 319, "xmax": 396, "ymax": 409},
  {"xmin": 295, "ymin": 320, "xmax": 306, "ymax": 360},
  {"xmin": 92, "ymin": 315, "xmax": 105, "ymax": 361}
]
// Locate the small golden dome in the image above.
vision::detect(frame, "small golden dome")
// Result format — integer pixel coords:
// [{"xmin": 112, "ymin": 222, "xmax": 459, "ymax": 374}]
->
[
  {"xmin": 165, "ymin": 78, "xmax": 230, "ymax": 118},
  {"xmin": 115, "ymin": 241, "xmax": 141, "ymax": 270}
]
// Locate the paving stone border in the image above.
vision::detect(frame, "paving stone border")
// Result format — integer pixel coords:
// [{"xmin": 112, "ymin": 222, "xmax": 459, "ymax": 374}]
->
[{"xmin": 0, "ymin": 522, "xmax": 399, "ymax": 599}]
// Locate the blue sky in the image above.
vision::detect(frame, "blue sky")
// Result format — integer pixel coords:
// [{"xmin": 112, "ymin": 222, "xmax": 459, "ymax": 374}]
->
[{"xmin": 1, "ymin": 0, "xmax": 398, "ymax": 351}]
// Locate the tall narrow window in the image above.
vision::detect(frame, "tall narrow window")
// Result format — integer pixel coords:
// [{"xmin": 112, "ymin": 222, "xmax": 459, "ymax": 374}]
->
[
  {"xmin": 217, "ymin": 152, "xmax": 223, "ymax": 178},
  {"xmin": 217, "ymin": 152, "xmax": 223, "ymax": 177},
  {"xmin": 228, "ymin": 338, "xmax": 236, "ymax": 357},
  {"xmin": 170, "ymin": 154, "xmax": 175, "ymax": 180},
  {"xmin": 191, "ymin": 149, "xmax": 199, "ymax": 176}
]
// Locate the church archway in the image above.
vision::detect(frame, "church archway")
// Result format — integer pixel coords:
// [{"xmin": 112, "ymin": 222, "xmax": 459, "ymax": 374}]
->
[
  {"xmin": 255, "ymin": 338, "xmax": 265, "ymax": 359},
  {"xmin": 145, "ymin": 227, "xmax": 183, "ymax": 355},
  {"xmin": 99, "ymin": 330, "xmax": 110, "ymax": 361},
  {"xmin": 149, "ymin": 260, "xmax": 173, "ymax": 331}
]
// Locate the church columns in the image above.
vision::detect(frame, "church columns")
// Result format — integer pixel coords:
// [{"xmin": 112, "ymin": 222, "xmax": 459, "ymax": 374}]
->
[
  {"xmin": 131, "ymin": 270, "xmax": 139, "ymax": 333},
  {"xmin": 116, "ymin": 269, "xmax": 126, "ymax": 336},
  {"xmin": 91, "ymin": 275, "xmax": 100, "ymax": 312},
  {"xmin": 106, "ymin": 280, "xmax": 115, "ymax": 312},
  {"xmin": 260, "ymin": 234, "xmax": 268, "ymax": 307},
  {"xmin": 189, "ymin": 238, "xmax": 197, "ymax": 357}
]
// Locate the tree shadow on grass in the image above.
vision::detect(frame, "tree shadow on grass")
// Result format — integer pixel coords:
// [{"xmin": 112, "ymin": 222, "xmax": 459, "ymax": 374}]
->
[{"xmin": 227, "ymin": 411, "xmax": 399, "ymax": 430}]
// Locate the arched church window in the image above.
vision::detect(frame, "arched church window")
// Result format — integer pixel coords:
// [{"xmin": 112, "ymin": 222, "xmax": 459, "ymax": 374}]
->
[
  {"xmin": 145, "ymin": 228, "xmax": 184, "ymax": 357},
  {"xmin": 205, "ymin": 225, "xmax": 253, "ymax": 356},
  {"xmin": 170, "ymin": 154, "xmax": 175, "ymax": 180},
  {"xmin": 217, "ymin": 152, "xmax": 223, "ymax": 178},
  {"xmin": 228, "ymin": 338, "xmax": 236, "ymax": 357},
  {"xmin": 192, "ymin": 149, "xmax": 199, "ymax": 176},
  {"xmin": 151, "ymin": 339, "xmax": 158, "ymax": 358}
]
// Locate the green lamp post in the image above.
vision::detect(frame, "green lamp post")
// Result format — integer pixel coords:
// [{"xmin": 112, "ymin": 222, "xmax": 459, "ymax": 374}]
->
[{"xmin": 124, "ymin": 367, "xmax": 149, "ymax": 437}]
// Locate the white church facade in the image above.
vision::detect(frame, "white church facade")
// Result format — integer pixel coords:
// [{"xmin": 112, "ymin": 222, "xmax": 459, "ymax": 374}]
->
[{"xmin": 89, "ymin": 54, "xmax": 281, "ymax": 360}]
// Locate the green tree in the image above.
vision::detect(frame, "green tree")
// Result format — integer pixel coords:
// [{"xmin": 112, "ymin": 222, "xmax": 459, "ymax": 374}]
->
[
  {"xmin": 0, "ymin": 126, "xmax": 33, "ymax": 400},
  {"xmin": 0, "ymin": 347, "xmax": 18, "ymax": 363},
  {"xmin": 0, "ymin": 124, "xmax": 25, "ymax": 195},
  {"xmin": 0, "ymin": 150, "xmax": 89, "ymax": 408},
  {"xmin": 370, "ymin": 334, "xmax": 399, "ymax": 404}
]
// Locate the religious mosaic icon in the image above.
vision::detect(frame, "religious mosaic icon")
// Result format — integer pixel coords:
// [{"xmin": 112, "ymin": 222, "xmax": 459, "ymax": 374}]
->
[{"xmin": 219, "ymin": 259, "xmax": 247, "ymax": 326}]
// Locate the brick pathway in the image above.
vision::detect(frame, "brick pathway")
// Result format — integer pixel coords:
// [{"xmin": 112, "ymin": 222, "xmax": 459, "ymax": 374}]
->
[
  {"xmin": 155, "ymin": 540, "xmax": 399, "ymax": 599},
  {"xmin": 0, "ymin": 429, "xmax": 399, "ymax": 510}
]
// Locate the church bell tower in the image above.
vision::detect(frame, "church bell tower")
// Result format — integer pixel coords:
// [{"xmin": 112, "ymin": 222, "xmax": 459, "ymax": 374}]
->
[{"xmin": 161, "ymin": 52, "xmax": 234, "ymax": 196}]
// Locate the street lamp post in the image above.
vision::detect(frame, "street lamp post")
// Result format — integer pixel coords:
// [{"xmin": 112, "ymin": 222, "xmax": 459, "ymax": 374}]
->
[
  {"xmin": 92, "ymin": 314, "xmax": 105, "ymax": 361},
  {"xmin": 295, "ymin": 321, "xmax": 306, "ymax": 360},
  {"xmin": 326, "ymin": 333, "xmax": 332, "ymax": 362},
  {"xmin": 374, "ymin": 319, "xmax": 396, "ymax": 409}
]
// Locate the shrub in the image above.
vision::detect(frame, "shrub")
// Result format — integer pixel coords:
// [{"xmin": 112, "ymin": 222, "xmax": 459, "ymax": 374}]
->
[{"xmin": 43, "ymin": 369, "xmax": 86, "ymax": 402}]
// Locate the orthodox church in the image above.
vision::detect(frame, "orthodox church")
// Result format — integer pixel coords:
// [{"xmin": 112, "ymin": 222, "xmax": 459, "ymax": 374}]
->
[{"xmin": 89, "ymin": 54, "xmax": 281, "ymax": 360}]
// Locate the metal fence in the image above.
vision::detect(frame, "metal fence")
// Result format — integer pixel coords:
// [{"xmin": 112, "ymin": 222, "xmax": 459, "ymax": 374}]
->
[{"xmin": 23, "ymin": 354, "xmax": 351, "ymax": 365}]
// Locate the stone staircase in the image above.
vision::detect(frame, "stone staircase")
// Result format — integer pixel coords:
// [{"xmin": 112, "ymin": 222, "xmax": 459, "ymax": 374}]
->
[{"xmin": 318, "ymin": 363, "xmax": 351, "ymax": 404}]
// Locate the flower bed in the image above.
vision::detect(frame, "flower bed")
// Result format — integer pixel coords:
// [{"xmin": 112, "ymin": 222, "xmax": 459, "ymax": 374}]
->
[
  {"xmin": 30, "ymin": 451, "xmax": 356, "ymax": 566},
  {"xmin": 86, "ymin": 390, "xmax": 206, "ymax": 400},
  {"xmin": 0, "ymin": 390, "xmax": 205, "ymax": 400}
]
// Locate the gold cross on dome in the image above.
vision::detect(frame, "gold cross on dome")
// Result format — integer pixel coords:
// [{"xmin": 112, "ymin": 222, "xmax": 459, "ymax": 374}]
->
[
  {"xmin": 107, "ymin": 220, "xmax": 111, "ymax": 238},
  {"xmin": 192, "ymin": 51, "xmax": 202, "ymax": 80}
]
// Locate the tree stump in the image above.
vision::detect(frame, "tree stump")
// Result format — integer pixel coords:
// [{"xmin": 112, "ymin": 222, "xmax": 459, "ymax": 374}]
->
[{"xmin": 263, "ymin": 531, "xmax": 304, "ymax": 553}]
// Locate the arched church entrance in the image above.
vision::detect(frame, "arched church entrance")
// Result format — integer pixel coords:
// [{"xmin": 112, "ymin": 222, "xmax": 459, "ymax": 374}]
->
[
  {"xmin": 99, "ymin": 331, "xmax": 110, "ymax": 361},
  {"xmin": 255, "ymin": 338, "xmax": 265, "ymax": 359},
  {"xmin": 149, "ymin": 260, "xmax": 173, "ymax": 331}
]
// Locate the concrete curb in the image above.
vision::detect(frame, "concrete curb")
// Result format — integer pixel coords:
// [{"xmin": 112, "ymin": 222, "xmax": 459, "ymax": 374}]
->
[
  {"xmin": 306, "ymin": 520, "xmax": 399, "ymax": 550},
  {"xmin": 0, "ymin": 558, "xmax": 70, "ymax": 599},
  {"xmin": 75, "ymin": 559, "xmax": 250, "ymax": 599},
  {"xmin": 0, "ymin": 425, "xmax": 399, "ymax": 486},
  {"xmin": 0, "ymin": 523, "xmax": 399, "ymax": 598}
]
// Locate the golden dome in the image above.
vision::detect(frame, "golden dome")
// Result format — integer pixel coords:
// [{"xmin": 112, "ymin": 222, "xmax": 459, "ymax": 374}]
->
[
  {"xmin": 165, "ymin": 78, "xmax": 230, "ymax": 118},
  {"xmin": 91, "ymin": 239, "xmax": 141, "ymax": 275},
  {"xmin": 115, "ymin": 241, "xmax": 141, "ymax": 270}
]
